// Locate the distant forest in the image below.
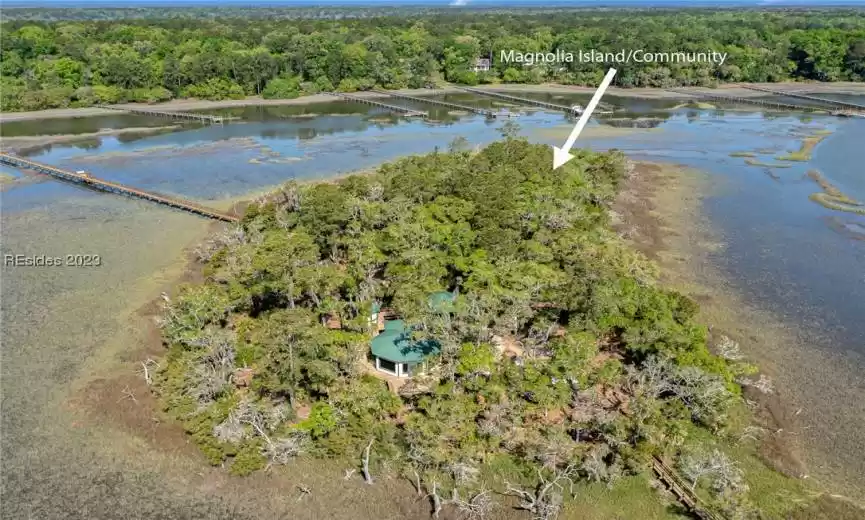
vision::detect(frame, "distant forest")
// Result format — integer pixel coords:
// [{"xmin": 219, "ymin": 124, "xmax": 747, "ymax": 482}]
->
[{"xmin": 1, "ymin": 9, "xmax": 863, "ymax": 111}]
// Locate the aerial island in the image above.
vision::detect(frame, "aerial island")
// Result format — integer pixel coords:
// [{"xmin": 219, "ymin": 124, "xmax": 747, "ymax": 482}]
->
[
  {"xmin": 155, "ymin": 138, "xmax": 803, "ymax": 519},
  {"xmin": 2, "ymin": 5, "xmax": 864, "ymax": 520}
]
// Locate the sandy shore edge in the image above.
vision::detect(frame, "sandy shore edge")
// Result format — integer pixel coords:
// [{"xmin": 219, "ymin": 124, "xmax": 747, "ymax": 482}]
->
[{"xmin": 616, "ymin": 161, "xmax": 865, "ymax": 507}]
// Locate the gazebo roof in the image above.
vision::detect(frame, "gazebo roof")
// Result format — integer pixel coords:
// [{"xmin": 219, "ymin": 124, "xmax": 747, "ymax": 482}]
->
[
  {"xmin": 427, "ymin": 290, "xmax": 456, "ymax": 313},
  {"xmin": 371, "ymin": 320, "xmax": 441, "ymax": 363}
]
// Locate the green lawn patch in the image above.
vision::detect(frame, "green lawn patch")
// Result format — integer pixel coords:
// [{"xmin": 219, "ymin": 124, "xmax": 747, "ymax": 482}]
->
[
  {"xmin": 562, "ymin": 475, "xmax": 688, "ymax": 520},
  {"xmin": 777, "ymin": 134, "xmax": 830, "ymax": 162},
  {"xmin": 745, "ymin": 159, "xmax": 793, "ymax": 168}
]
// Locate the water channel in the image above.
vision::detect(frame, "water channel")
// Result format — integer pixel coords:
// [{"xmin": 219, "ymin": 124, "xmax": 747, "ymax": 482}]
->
[{"xmin": 1, "ymin": 92, "xmax": 863, "ymax": 518}]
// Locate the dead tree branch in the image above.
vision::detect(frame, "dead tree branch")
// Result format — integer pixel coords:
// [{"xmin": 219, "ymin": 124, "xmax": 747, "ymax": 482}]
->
[
  {"xmin": 139, "ymin": 358, "xmax": 160, "ymax": 386},
  {"xmin": 412, "ymin": 469, "xmax": 423, "ymax": 496},
  {"xmin": 362, "ymin": 438, "xmax": 374, "ymax": 484},
  {"xmin": 453, "ymin": 489, "xmax": 494, "ymax": 520},
  {"xmin": 118, "ymin": 385, "xmax": 138, "ymax": 404},
  {"xmin": 504, "ymin": 465, "xmax": 577, "ymax": 520},
  {"xmin": 427, "ymin": 479, "xmax": 443, "ymax": 518}
]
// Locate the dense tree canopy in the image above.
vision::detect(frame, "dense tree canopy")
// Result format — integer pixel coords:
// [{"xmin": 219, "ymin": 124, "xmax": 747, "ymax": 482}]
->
[
  {"xmin": 1, "ymin": 8, "xmax": 863, "ymax": 111},
  {"xmin": 154, "ymin": 139, "xmax": 774, "ymax": 518}
]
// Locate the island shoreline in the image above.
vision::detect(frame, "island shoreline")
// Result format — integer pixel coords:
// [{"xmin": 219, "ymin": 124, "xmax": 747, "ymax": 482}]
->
[
  {"xmin": 615, "ymin": 161, "xmax": 865, "ymax": 509},
  {"xmin": 2, "ymin": 82, "xmax": 864, "ymax": 123},
  {"xmin": 50, "ymin": 153, "xmax": 863, "ymax": 519}
]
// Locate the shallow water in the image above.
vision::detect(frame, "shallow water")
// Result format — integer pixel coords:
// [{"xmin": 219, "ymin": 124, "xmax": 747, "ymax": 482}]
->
[
  {"xmin": 2, "ymin": 95, "xmax": 865, "ymax": 516},
  {"xmin": 573, "ymin": 110, "xmax": 865, "ymax": 493},
  {"xmin": 1, "ymin": 113, "xmax": 174, "ymax": 136}
]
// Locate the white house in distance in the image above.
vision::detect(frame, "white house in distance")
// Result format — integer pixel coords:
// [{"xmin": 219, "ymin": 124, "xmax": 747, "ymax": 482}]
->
[{"xmin": 472, "ymin": 58, "xmax": 491, "ymax": 72}]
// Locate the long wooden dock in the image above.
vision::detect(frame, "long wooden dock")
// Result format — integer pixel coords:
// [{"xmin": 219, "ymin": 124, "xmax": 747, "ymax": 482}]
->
[
  {"xmin": 667, "ymin": 88, "xmax": 823, "ymax": 113},
  {"xmin": 0, "ymin": 152, "xmax": 239, "ymax": 222},
  {"xmin": 738, "ymin": 85, "xmax": 865, "ymax": 112},
  {"xmin": 833, "ymin": 111, "xmax": 865, "ymax": 118},
  {"xmin": 370, "ymin": 89, "xmax": 495, "ymax": 117},
  {"xmin": 324, "ymin": 92, "xmax": 426, "ymax": 118},
  {"xmin": 96, "ymin": 104, "xmax": 225, "ymax": 124},
  {"xmin": 453, "ymin": 86, "xmax": 613, "ymax": 115},
  {"xmin": 652, "ymin": 457, "xmax": 725, "ymax": 520}
]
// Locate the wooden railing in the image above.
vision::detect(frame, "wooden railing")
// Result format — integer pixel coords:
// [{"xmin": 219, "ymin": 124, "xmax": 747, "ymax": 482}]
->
[{"xmin": 0, "ymin": 152, "xmax": 239, "ymax": 222}]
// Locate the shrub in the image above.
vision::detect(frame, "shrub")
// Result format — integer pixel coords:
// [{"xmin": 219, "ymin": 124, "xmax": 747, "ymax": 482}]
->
[
  {"xmin": 91, "ymin": 85, "xmax": 126, "ymax": 104},
  {"xmin": 126, "ymin": 87, "xmax": 173, "ymax": 103},
  {"xmin": 262, "ymin": 76, "xmax": 302, "ymax": 99},
  {"xmin": 183, "ymin": 78, "xmax": 245, "ymax": 100}
]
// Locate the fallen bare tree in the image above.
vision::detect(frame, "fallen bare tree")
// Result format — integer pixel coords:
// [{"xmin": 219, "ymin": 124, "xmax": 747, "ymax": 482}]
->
[
  {"xmin": 213, "ymin": 398, "xmax": 309, "ymax": 466},
  {"xmin": 678, "ymin": 448, "xmax": 748, "ymax": 495},
  {"xmin": 504, "ymin": 465, "xmax": 577, "ymax": 520},
  {"xmin": 138, "ymin": 358, "xmax": 160, "ymax": 386},
  {"xmin": 192, "ymin": 225, "xmax": 249, "ymax": 263},
  {"xmin": 452, "ymin": 489, "xmax": 494, "ymax": 520},
  {"xmin": 362, "ymin": 438, "xmax": 374, "ymax": 484}
]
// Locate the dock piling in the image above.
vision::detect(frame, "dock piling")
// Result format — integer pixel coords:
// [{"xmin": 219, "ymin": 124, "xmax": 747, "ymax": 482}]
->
[
  {"xmin": 324, "ymin": 92, "xmax": 427, "ymax": 118},
  {"xmin": 0, "ymin": 152, "xmax": 238, "ymax": 222},
  {"xmin": 453, "ymin": 86, "xmax": 613, "ymax": 115},
  {"xmin": 96, "ymin": 104, "xmax": 225, "ymax": 124},
  {"xmin": 370, "ymin": 89, "xmax": 496, "ymax": 117},
  {"xmin": 666, "ymin": 88, "xmax": 823, "ymax": 113},
  {"xmin": 738, "ymin": 85, "xmax": 865, "ymax": 112}
]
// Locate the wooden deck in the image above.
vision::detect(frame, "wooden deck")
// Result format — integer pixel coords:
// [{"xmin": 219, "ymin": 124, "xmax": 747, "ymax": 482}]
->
[
  {"xmin": 370, "ymin": 89, "xmax": 496, "ymax": 117},
  {"xmin": 0, "ymin": 152, "xmax": 239, "ymax": 222},
  {"xmin": 96, "ymin": 104, "xmax": 225, "ymax": 123},
  {"xmin": 361, "ymin": 359, "xmax": 410, "ymax": 393},
  {"xmin": 324, "ymin": 92, "xmax": 427, "ymax": 117},
  {"xmin": 738, "ymin": 85, "xmax": 865, "ymax": 112},
  {"xmin": 652, "ymin": 457, "xmax": 725, "ymax": 520},
  {"xmin": 453, "ymin": 86, "xmax": 613, "ymax": 115},
  {"xmin": 666, "ymin": 88, "xmax": 822, "ymax": 112},
  {"xmin": 832, "ymin": 110, "xmax": 865, "ymax": 118}
]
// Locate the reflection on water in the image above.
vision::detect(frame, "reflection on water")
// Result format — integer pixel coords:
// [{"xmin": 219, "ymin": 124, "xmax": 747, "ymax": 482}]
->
[
  {"xmin": 1, "ymin": 96, "xmax": 864, "ymax": 510},
  {"xmin": 1, "ymin": 113, "xmax": 172, "ymax": 137},
  {"xmin": 4, "ymin": 101, "xmax": 862, "ymax": 354}
]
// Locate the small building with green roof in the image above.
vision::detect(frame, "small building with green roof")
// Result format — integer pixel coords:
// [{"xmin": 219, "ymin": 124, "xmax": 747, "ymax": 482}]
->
[{"xmin": 370, "ymin": 291, "xmax": 455, "ymax": 378}]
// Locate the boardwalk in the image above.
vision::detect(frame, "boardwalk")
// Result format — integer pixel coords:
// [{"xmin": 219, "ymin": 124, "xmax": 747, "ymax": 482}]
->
[
  {"xmin": 666, "ymin": 88, "xmax": 823, "ymax": 113},
  {"xmin": 96, "ymin": 104, "xmax": 225, "ymax": 124},
  {"xmin": 370, "ymin": 89, "xmax": 496, "ymax": 117},
  {"xmin": 652, "ymin": 457, "xmax": 725, "ymax": 520},
  {"xmin": 738, "ymin": 85, "xmax": 865, "ymax": 112},
  {"xmin": 833, "ymin": 111, "xmax": 865, "ymax": 118},
  {"xmin": 454, "ymin": 86, "xmax": 614, "ymax": 115},
  {"xmin": 0, "ymin": 152, "xmax": 239, "ymax": 222},
  {"xmin": 324, "ymin": 92, "xmax": 426, "ymax": 117}
]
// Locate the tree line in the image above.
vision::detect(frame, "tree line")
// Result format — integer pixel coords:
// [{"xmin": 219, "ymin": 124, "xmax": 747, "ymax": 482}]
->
[
  {"xmin": 1, "ymin": 8, "xmax": 863, "ymax": 111},
  {"xmin": 152, "ymin": 137, "xmax": 798, "ymax": 518}
]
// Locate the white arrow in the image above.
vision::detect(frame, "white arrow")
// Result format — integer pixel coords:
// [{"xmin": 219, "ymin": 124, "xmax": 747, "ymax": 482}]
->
[{"xmin": 552, "ymin": 68, "xmax": 617, "ymax": 170}]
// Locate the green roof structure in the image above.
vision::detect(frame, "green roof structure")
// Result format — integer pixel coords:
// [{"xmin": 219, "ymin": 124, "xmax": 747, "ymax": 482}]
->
[
  {"xmin": 370, "ymin": 319, "xmax": 441, "ymax": 363},
  {"xmin": 427, "ymin": 290, "xmax": 457, "ymax": 313}
]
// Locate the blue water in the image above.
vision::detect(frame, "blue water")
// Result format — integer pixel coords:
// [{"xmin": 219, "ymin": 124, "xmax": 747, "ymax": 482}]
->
[
  {"xmin": 6, "ymin": 104, "xmax": 862, "ymax": 353},
  {"xmin": 4, "ymin": 108, "xmax": 565, "ymax": 206},
  {"xmin": 3, "ymin": 95, "xmax": 865, "ymax": 506},
  {"xmin": 584, "ymin": 112, "xmax": 865, "ymax": 351}
]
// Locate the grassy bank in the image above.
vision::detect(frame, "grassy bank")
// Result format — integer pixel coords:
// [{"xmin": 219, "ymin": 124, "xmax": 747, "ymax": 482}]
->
[
  {"xmin": 806, "ymin": 170, "xmax": 865, "ymax": 216},
  {"xmin": 145, "ymin": 140, "xmax": 846, "ymax": 520},
  {"xmin": 776, "ymin": 134, "xmax": 830, "ymax": 162},
  {"xmin": 744, "ymin": 159, "xmax": 793, "ymax": 168},
  {"xmin": 614, "ymin": 161, "xmax": 865, "ymax": 512},
  {"xmin": 3, "ymin": 83, "xmax": 864, "ymax": 123}
]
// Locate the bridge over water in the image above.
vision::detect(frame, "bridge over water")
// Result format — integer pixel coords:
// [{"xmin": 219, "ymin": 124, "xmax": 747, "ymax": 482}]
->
[{"xmin": 0, "ymin": 152, "xmax": 239, "ymax": 222}]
